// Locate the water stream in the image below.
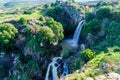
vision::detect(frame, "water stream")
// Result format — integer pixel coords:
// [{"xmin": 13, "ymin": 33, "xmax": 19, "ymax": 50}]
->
[
  {"xmin": 65, "ymin": 20, "xmax": 85, "ymax": 47},
  {"xmin": 45, "ymin": 57, "xmax": 62, "ymax": 80},
  {"xmin": 45, "ymin": 20, "xmax": 85, "ymax": 80}
]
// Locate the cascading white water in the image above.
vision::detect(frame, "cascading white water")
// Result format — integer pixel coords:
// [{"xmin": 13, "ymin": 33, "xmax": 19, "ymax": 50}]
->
[
  {"xmin": 45, "ymin": 20, "xmax": 85, "ymax": 80},
  {"xmin": 45, "ymin": 57, "xmax": 68, "ymax": 80},
  {"xmin": 65, "ymin": 20, "xmax": 85, "ymax": 47},
  {"xmin": 73, "ymin": 20, "xmax": 85, "ymax": 43},
  {"xmin": 60, "ymin": 63, "xmax": 68, "ymax": 80},
  {"xmin": 45, "ymin": 57, "xmax": 62, "ymax": 80},
  {"xmin": 45, "ymin": 63, "xmax": 51, "ymax": 80}
]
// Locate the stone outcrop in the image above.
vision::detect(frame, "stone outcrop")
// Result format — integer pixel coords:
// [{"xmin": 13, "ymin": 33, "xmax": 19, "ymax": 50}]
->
[
  {"xmin": 85, "ymin": 72, "xmax": 120, "ymax": 80},
  {"xmin": 59, "ymin": 2, "xmax": 81, "ymax": 24}
]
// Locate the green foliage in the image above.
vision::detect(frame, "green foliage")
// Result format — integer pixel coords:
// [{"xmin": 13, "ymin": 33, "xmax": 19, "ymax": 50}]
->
[
  {"xmin": 39, "ymin": 15, "xmax": 46, "ymax": 23},
  {"xmin": 36, "ymin": 26, "xmax": 55, "ymax": 46},
  {"xmin": 44, "ymin": 4, "xmax": 51, "ymax": 8},
  {"xmin": 96, "ymin": 6, "xmax": 112, "ymax": 19},
  {"xmin": 54, "ymin": 0, "xmax": 61, "ymax": 6},
  {"xmin": 62, "ymin": 50, "xmax": 75, "ymax": 59},
  {"xmin": 24, "ymin": 25, "xmax": 32, "ymax": 38},
  {"xmin": 73, "ymin": 49, "xmax": 95, "ymax": 71},
  {"xmin": 81, "ymin": 19, "xmax": 101, "ymax": 37},
  {"xmin": 85, "ymin": 12, "xmax": 95, "ymax": 22},
  {"xmin": 0, "ymin": 23, "xmax": 18, "ymax": 45},
  {"xmin": 24, "ymin": 60, "xmax": 40, "ymax": 79},
  {"xmin": 19, "ymin": 17, "xmax": 27, "ymax": 24},
  {"xmin": 47, "ymin": 6, "xmax": 63, "ymax": 17},
  {"xmin": 105, "ymin": 21, "xmax": 120, "ymax": 45},
  {"xmin": 93, "ymin": 21, "xmax": 120, "ymax": 51},
  {"xmin": 81, "ymin": 49, "xmax": 95, "ymax": 61},
  {"xmin": 23, "ymin": 10, "xmax": 32, "ymax": 14},
  {"xmin": 26, "ymin": 60, "xmax": 40, "ymax": 71},
  {"xmin": 45, "ymin": 18, "xmax": 64, "ymax": 41},
  {"xmin": 85, "ymin": 7, "xmax": 93, "ymax": 13},
  {"xmin": 65, "ymin": 74, "xmax": 84, "ymax": 80},
  {"xmin": 47, "ymin": 6, "xmax": 76, "ymax": 35},
  {"xmin": 111, "ymin": 10, "xmax": 120, "ymax": 22},
  {"xmin": 66, "ymin": 50, "xmax": 120, "ymax": 79},
  {"xmin": 66, "ymin": 0, "xmax": 75, "ymax": 3}
]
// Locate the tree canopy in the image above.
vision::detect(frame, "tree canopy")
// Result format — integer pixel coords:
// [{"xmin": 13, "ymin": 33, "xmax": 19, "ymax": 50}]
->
[
  {"xmin": 81, "ymin": 19, "xmax": 101, "ymax": 37},
  {"xmin": 36, "ymin": 26, "xmax": 55, "ymax": 46},
  {"xmin": 85, "ymin": 12, "xmax": 95, "ymax": 22},
  {"xmin": 0, "ymin": 23, "xmax": 18, "ymax": 45},
  {"xmin": 96, "ymin": 6, "xmax": 112, "ymax": 19},
  {"xmin": 45, "ymin": 18, "xmax": 64, "ymax": 42}
]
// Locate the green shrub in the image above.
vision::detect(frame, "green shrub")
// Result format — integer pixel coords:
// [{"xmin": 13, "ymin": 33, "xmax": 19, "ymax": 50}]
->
[
  {"xmin": 39, "ymin": 15, "xmax": 46, "ymax": 23},
  {"xmin": 81, "ymin": 49, "xmax": 95, "ymax": 61},
  {"xmin": 85, "ymin": 12, "xmax": 95, "ymax": 22},
  {"xmin": 111, "ymin": 10, "xmax": 120, "ymax": 22},
  {"xmin": 36, "ymin": 26, "xmax": 55, "ymax": 46},
  {"xmin": 96, "ymin": 6, "xmax": 112, "ymax": 20},
  {"xmin": 0, "ymin": 23, "xmax": 18, "ymax": 45},
  {"xmin": 81, "ymin": 19, "xmax": 101, "ymax": 37},
  {"xmin": 45, "ymin": 18, "xmax": 64, "ymax": 41},
  {"xmin": 19, "ymin": 17, "xmax": 27, "ymax": 24},
  {"xmin": 23, "ymin": 10, "xmax": 32, "ymax": 14},
  {"xmin": 47, "ymin": 6, "xmax": 76, "ymax": 35}
]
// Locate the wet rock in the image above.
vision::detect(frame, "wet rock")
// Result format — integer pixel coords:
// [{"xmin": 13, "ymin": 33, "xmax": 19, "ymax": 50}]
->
[
  {"xmin": 98, "ymin": 30, "xmax": 105, "ymax": 37},
  {"xmin": 15, "ymin": 34, "xmax": 27, "ymax": 50},
  {"xmin": 57, "ymin": 58, "xmax": 63, "ymax": 64},
  {"xmin": 86, "ymin": 33, "xmax": 94, "ymax": 46},
  {"xmin": 80, "ymin": 44, "xmax": 86, "ymax": 51},
  {"xmin": 0, "ymin": 54, "xmax": 13, "ymax": 78},
  {"xmin": 55, "ymin": 63, "xmax": 59, "ymax": 67},
  {"xmin": 86, "ymin": 33, "xmax": 94, "ymax": 40}
]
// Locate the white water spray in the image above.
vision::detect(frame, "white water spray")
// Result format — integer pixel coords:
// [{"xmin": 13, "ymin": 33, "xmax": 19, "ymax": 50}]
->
[{"xmin": 66, "ymin": 20, "xmax": 85, "ymax": 47}]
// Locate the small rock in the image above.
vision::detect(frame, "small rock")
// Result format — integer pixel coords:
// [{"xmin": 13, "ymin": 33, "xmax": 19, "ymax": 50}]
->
[
  {"xmin": 85, "ymin": 77, "xmax": 94, "ymax": 80},
  {"xmin": 80, "ymin": 44, "xmax": 85, "ymax": 51},
  {"xmin": 95, "ymin": 75, "xmax": 106, "ymax": 80},
  {"xmin": 102, "ymin": 63, "xmax": 110, "ymax": 70},
  {"xmin": 107, "ymin": 72, "xmax": 120, "ymax": 79},
  {"xmin": 75, "ymin": 70, "xmax": 80, "ymax": 73}
]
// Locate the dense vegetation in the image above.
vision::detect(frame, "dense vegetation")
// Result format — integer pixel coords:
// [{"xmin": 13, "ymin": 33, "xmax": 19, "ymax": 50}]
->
[
  {"xmin": 0, "ymin": 0, "xmax": 120, "ymax": 80},
  {"xmin": 0, "ymin": 23, "xmax": 18, "ymax": 52}
]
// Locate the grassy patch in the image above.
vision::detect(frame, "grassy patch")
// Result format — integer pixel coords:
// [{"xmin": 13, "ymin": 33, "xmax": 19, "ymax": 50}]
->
[{"xmin": 65, "ymin": 48, "xmax": 120, "ymax": 79}]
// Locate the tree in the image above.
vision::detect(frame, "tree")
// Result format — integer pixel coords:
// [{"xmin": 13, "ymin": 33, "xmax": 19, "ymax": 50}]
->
[
  {"xmin": 19, "ymin": 17, "xmax": 27, "ymax": 24},
  {"xmin": 45, "ymin": 18, "xmax": 64, "ymax": 42},
  {"xmin": 67, "ymin": 0, "xmax": 75, "ymax": 3},
  {"xmin": 39, "ymin": 15, "xmax": 46, "ymax": 23},
  {"xmin": 85, "ymin": 12, "xmax": 95, "ymax": 22},
  {"xmin": 36, "ymin": 26, "xmax": 55, "ymax": 46},
  {"xmin": 112, "ymin": 11, "xmax": 120, "ymax": 22},
  {"xmin": 81, "ymin": 48, "xmax": 95, "ymax": 61},
  {"xmin": 0, "ymin": 23, "xmax": 18, "ymax": 45},
  {"xmin": 81, "ymin": 19, "xmax": 101, "ymax": 37},
  {"xmin": 96, "ymin": 6, "xmax": 112, "ymax": 20}
]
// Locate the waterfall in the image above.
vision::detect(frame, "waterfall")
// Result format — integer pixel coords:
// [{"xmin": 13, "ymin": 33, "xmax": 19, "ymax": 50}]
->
[
  {"xmin": 45, "ymin": 63, "xmax": 51, "ymax": 80},
  {"xmin": 60, "ymin": 63, "xmax": 68, "ymax": 80},
  {"xmin": 73, "ymin": 20, "xmax": 85, "ymax": 43},
  {"xmin": 65, "ymin": 20, "xmax": 85, "ymax": 47},
  {"xmin": 45, "ymin": 57, "xmax": 62, "ymax": 80},
  {"xmin": 45, "ymin": 20, "xmax": 85, "ymax": 80}
]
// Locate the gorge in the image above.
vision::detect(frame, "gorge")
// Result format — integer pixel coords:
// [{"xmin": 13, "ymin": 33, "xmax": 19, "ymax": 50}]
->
[
  {"xmin": 0, "ymin": 0, "xmax": 120, "ymax": 80},
  {"xmin": 45, "ymin": 20, "xmax": 85, "ymax": 80}
]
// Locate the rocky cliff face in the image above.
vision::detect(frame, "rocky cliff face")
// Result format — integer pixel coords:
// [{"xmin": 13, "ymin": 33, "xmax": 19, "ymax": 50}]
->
[
  {"xmin": 47, "ymin": 2, "xmax": 82, "ymax": 35},
  {"xmin": 59, "ymin": 2, "xmax": 81, "ymax": 24}
]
